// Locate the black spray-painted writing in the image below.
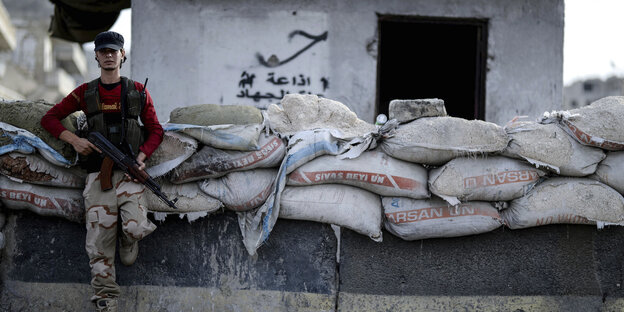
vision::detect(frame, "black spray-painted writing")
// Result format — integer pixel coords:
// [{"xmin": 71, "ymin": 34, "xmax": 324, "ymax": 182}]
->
[
  {"xmin": 237, "ymin": 71, "xmax": 329, "ymax": 102},
  {"xmin": 256, "ymin": 30, "xmax": 328, "ymax": 68},
  {"xmin": 238, "ymin": 71, "xmax": 255, "ymax": 88}
]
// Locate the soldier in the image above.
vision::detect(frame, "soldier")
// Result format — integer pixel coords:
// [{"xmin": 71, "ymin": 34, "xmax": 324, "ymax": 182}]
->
[{"xmin": 41, "ymin": 31, "xmax": 164, "ymax": 312}]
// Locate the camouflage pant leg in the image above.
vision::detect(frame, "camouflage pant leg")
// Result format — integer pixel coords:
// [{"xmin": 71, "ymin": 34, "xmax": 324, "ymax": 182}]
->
[
  {"xmin": 115, "ymin": 173, "xmax": 156, "ymax": 243},
  {"xmin": 83, "ymin": 171, "xmax": 156, "ymax": 301},
  {"xmin": 84, "ymin": 172, "xmax": 120, "ymax": 301}
]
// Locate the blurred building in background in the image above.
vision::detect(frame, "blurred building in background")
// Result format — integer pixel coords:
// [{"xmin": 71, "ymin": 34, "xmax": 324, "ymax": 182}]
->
[
  {"xmin": 563, "ymin": 76, "xmax": 624, "ymax": 110},
  {"xmin": 0, "ymin": 0, "xmax": 87, "ymax": 103},
  {"xmin": 0, "ymin": 0, "xmax": 128, "ymax": 103}
]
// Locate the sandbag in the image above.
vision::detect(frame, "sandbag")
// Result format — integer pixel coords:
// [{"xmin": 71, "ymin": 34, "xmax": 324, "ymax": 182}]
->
[
  {"xmin": 428, "ymin": 156, "xmax": 546, "ymax": 205},
  {"xmin": 164, "ymin": 123, "xmax": 263, "ymax": 151},
  {"xmin": 540, "ymin": 96, "xmax": 624, "ymax": 150},
  {"xmin": 591, "ymin": 151, "xmax": 624, "ymax": 194},
  {"xmin": 0, "ymin": 122, "xmax": 76, "ymax": 167},
  {"xmin": 383, "ymin": 196, "xmax": 503, "ymax": 240},
  {"xmin": 380, "ymin": 116, "xmax": 509, "ymax": 165},
  {"xmin": 501, "ymin": 177, "xmax": 624, "ymax": 229},
  {"xmin": 279, "ymin": 184, "xmax": 383, "ymax": 241},
  {"xmin": 238, "ymin": 129, "xmax": 364, "ymax": 256},
  {"xmin": 170, "ymin": 134, "xmax": 285, "ymax": 183},
  {"xmin": 287, "ymin": 150, "xmax": 429, "ymax": 198},
  {"xmin": 267, "ymin": 94, "xmax": 376, "ymax": 138},
  {"xmin": 145, "ymin": 131, "xmax": 197, "ymax": 178},
  {"xmin": 0, "ymin": 153, "xmax": 86, "ymax": 188},
  {"xmin": 199, "ymin": 169, "xmax": 277, "ymax": 212},
  {"xmin": 0, "ymin": 100, "xmax": 79, "ymax": 163},
  {"xmin": 169, "ymin": 104, "xmax": 263, "ymax": 126},
  {"xmin": 0, "ymin": 175, "xmax": 84, "ymax": 223},
  {"xmin": 145, "ymin": 179, "xmax": 222, "ymax": 214},
  {"xmin": 503, "ymin": 121, "xmax": 605, "ymax": 176}
]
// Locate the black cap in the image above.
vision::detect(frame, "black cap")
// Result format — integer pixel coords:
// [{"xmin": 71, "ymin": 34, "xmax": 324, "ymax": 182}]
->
[{"xmin": 94, "ymin": 31, "xmax": 124, "ymax": 51}]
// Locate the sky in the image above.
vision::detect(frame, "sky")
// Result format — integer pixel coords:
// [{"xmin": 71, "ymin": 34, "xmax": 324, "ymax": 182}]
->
[
  {"xmin": 106, "ymin": 2, "xmax": 624, "ymax": 86},
  {"xmin": 563, "ymin": 0, "xmax": 624, "ymax": 85}
]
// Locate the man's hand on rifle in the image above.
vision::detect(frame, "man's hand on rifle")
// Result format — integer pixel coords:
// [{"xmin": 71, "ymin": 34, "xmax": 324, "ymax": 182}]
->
[
  {"xmin": 60, "ymin": 130, "xmax": 101, "ymax": 155},
  {"xmin": 126, "ymin": 151, "xmax": 147, "ymax": 182}
]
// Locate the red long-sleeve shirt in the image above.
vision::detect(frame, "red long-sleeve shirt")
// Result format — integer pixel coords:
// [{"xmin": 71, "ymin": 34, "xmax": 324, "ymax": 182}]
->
[{"xmin": 41, "ymin": 80, "xmax": 164, "ymax": 159}]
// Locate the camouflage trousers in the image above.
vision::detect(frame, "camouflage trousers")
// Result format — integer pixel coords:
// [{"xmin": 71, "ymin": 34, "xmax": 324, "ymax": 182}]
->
[{"xmin": 83, "ymin": 170, "xmax": 156, "ymax": 301}]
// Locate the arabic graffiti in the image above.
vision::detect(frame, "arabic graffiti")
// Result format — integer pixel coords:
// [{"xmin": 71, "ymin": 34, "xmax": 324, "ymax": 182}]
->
[
  {"xmin": 256, "ymin": 30, "xmax": 329, "ymax": 68},
  {"xmin": 237, "ymin": 71, "xmax": 329, "ymax": 102}
]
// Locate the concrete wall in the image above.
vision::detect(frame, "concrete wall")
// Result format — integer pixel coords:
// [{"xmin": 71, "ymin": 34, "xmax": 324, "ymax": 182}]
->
[
  {"xmin": 132, "ymin": 0, "xmax": 564, "ymax": 125},
  {"xmin": 3, "ymin": 210, "xmax": 624, "ymax": 311}
]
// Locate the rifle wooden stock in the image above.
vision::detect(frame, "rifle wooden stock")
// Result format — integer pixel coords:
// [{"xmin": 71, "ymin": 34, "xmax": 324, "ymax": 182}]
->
[
  {"xmin": 88, "ymin": 132, "xmax": 178, "ymax": 209},
  {"xmin": 99, "ymin": 157, "xmax": 115, "ymax": 191}
]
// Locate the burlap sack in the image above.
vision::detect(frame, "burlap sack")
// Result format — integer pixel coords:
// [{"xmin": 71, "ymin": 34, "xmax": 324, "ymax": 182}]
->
[
  {"xmin": 287, "ymin": 150, "xmax": 429, "ymax": 198},
  {"xmin": 169, "ymin": 104, "xmax": 263, "ymax": 125},
  {"xmin": 502, "ymin": 177, "xmax": 624, "ymax": 229},
  {"xmin": 503, "ymin": 121, "xmax": 605, "ymax": 176},
  {"xmin": 145, "ymin": 179, "xmax": 222, "ymax": 214},
  {"xmin": 429, "ymin": 156, "xmax": 545, "ymax": 204},
  {"xmin": 170, "ymin": 134, "xmax": 285, "ymax": 183},
  {"xmin": 279, "ymin": 184, "xmax": 383, "ymax": 242},
  {"xmin": 199, "ymin": 169, "xmax": 277, "ymax": 212},
  {"xmin": 0, "ymin": 153, "xmax": 85, "ymax": 188},
  {"xmin": 0, "ymin": 100, "xmax": 79, "ymax": 163},
  {"xmin": 380, "ymin": 116, "xmax": 509, "ymax": 165},
  {"xmin": 591, "ymin": 151, "xmax": 624, "ymax": 194},
  {"xmin": 0, "ymin": 175, "xmax": 84, "ymax": 223},
  {"xmin": 541, "ymin": 96, "xmax": 624, "ymax": 150},
  {"xmin": 145, "ymin": 131, "xmax": 197, "ymax": 178},
  {"xmin": 165, "ymin": 123, "xmax": 263, "ymax": 151},
  {"xmin": 267, "ymin": 94, "xmax": 376, "ymax": 138},
  {"xmin": 383, "ymin": 196, "xmax": 503, "ymax": 240}
]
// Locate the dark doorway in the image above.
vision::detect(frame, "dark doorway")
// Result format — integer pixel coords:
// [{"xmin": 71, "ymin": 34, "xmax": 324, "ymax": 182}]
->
[{"xmin": 376, "ymin": 16, "xmax": 488, "ymax": 120}]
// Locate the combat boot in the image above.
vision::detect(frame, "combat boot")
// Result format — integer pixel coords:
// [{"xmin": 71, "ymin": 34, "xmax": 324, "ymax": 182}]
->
[
  {"xmin": 119, "ymin": 236, "xmax": 138, "ymax": 266},
  {"xmin": 95, "ymin": 298, "xmax": 118, "ymax": 312}
]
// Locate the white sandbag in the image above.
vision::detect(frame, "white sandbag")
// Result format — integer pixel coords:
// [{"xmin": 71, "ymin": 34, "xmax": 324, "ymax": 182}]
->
[
  {"xmin": 287, "ymin": 150, "xmax": 429, "ymax": 198},
  {"xmin": 267, "ymin": 94, "xmax": 376, "ymax": 138},
  {"xmin": 238, "ymin": 129, "xmax": 355, "ymax": 256},
  {"xmin": 0, "ymin": 122, "xmax": 76, "ymax": 167},
  {"xmin": 380, "ymin": 116, "xmax": 509, "ymax": 165},
  {"xmin": 428, "ymin": 156, "xmax": 546, "ymax": 205},
  {"xmin": 503, "ymin": 121, "xmax": 605, "ymax": 176},
  {"xmin": 383, "ymin": 196, "xmax": 503, "ymax": 240},
  {"xmin": 145, "ymin": 179, "xmax": 222, "ymax": 214},
  {"xmin": 169, "ymin": 104, "xmax": 263, "ymax": 126},
  {"xmin": 501, "ymin": 177, "xmax": 624, "ymax": 229},
  {"xmin": 0, "ymin": 175, "xmax": 84, "ymax": 223},
  {"xmin": 164, "ymin": 123, "xmax": 263, "ymax": 151},
  {"xmin": 0, "ymin": 100, "xmax": 79, "ymax": 163},
  {"xmin": 199, "ymin": 169, "xmax": 277, "ymax": 212},
  {"xmin": 591, "ymin": 151, "xmax": 624, "ymax": 194},
  {"xmin": 0, "ymin": 152, "xmax": 86, "ymax": 188},
  {"xmin": 540, "ymin": 96, "xmax": 624, "ymax": 150},
  {"xmin": 145, "ymin": 131, "xmax": 197, "ymax": 178},
  {"xmin": 170, "ymin": 134, "xmax": 286, "ymax": 183},
  {"xmin": 279, "ymin": 184, "xmax": 383, "ymax": 241}
]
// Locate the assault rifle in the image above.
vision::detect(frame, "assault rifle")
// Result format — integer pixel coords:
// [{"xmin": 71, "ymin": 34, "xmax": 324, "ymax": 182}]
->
[{"xmin": 88, "ymin": 131, "xmax": 178, "ymax": 209}]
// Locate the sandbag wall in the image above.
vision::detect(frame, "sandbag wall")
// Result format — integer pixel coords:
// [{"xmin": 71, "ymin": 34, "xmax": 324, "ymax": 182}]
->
[{"xmin": 1, "ymin": 95, "xmax": 624, "ymax": 255}]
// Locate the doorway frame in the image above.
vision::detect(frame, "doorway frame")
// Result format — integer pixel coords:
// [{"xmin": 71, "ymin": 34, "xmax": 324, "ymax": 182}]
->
[{"xmin": 375, "ymin": 14, "xmax": 489, "ymax": 120}]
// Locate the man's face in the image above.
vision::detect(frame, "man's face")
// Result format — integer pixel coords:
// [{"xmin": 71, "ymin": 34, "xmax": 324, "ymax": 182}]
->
[{"xmin": 96, "ymin": 48, "xmax": 124, "ymax": 71}]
